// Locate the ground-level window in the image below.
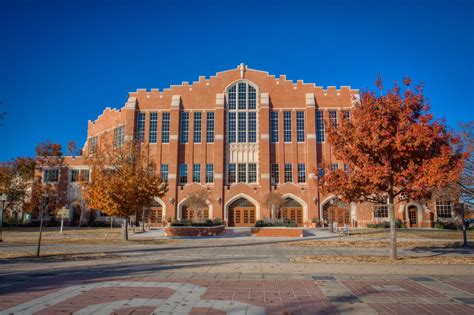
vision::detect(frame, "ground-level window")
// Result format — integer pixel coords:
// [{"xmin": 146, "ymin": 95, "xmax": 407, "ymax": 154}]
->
[
  {"xmin": 436, "ymin": 200, "xmax": 452, "ymax": 218},
  {"xmin": 43, "ymin": 169, "xmax": 59, "ymax": 182},
  {"xmin": 373, "ymin": 204, "xmax": 388, "ymax": 218},
  {"xmin": 179, "ymin": 164, "xmax": 188, "ymax": 184}
]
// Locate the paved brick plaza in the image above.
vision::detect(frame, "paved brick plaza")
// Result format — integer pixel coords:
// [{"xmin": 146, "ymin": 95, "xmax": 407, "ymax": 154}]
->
[{"xmin": 1, "ymin": 273, "xmax": 473, "ymax": 314}]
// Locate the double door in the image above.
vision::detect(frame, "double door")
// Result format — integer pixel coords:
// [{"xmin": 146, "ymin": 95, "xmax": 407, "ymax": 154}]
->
[{"xmin": 229, "ymin": 207, "xmax": 256, "ymax": 227}]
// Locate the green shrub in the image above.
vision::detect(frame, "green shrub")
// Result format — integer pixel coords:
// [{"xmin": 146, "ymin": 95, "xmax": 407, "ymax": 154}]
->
[
  {"xmin": 170, "ymin": 219, "xmax": 222, "ymax": 227},
  {"xmin": 255, "ymin": 219, "xmax": 297, "ymax": 228},
  {"xmin": 367, "ymin": 219, "xmax": 406, "ymax": 229}
]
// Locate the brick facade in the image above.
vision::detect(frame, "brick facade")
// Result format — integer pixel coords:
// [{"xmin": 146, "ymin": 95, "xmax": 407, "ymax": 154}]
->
[{"xmin": 50, "ymin": 64, "xmax": 461, "ymax": 227}]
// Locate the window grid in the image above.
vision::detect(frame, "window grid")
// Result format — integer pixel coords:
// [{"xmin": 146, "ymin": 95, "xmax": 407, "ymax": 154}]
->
[
  {"xmin": 136, "ymin": 112, "xmax": 146, "ymax": 142},
  {"xmin": 193, "ymin": 112, "xmax": 202, "ymax": 143},
  {"xmin": 228, "ymin": 112, "xmax": 236, "ymax": 143},
  {"xmin": 329, "ymin": 110, "xmax": 338, "ymax": 129},
  {"xmin": 374, "ymin": 204, "xmax": 388, "ymax": 218},
  {"xmin": 205, "ymin": 164, "xmax": 214, "ymax": 183},
  {"xmin": 284, "ymin": 164, "xmax": 292, "ymax": 183},
  {"xmin": 149, "ymin": 112, "xmax": 158, "ymax": 144},
  {"xmin": 316, "ymin": 111, "xmax": 325, "ymax": 143},
  {"xmin": 179, "ymin": 164, "xmax": 188, "ymax": 184},
  {"xmin": 238, "ymin": 163, "xmax": 247, "ymax": 183},
  {"xmin": 271, "ymin": 164, "xmax": 279, "ymax": 185},
  {"xmin": 345, "ymin": 111, "xmax": 350, "ymax": 120},
  {"xmin": 228, "ymin": 85, "xmax": 236, "ymax": 110},
  {"xmin": 436, "ymin": 200, "xmax": 452, "ymax": 218},
  {"xmin": 238, "ymin": 82, "xmax": 246, "ymax": 109},
  {"xmin": 192, "ymin": 164, "xmax": 200, "ymax": 183},
  {"xmin": 343, "ymin": 163, "xmax": 349, "ymax": 173},
  {"xmin": 331, "ymin": 163, "xmax": 339, "ymax": 171},
  {"xmin": 248, "ymin": 164, "xmax": 257, "ymax": 183},
  {"xmin": 89, "ymin": 137, "xmax": 97, "ymax": 154},
  {"xmin": 180, "ymin": 112, "xmax": 189, "ymax": 144},
  {"xmin": 227, "ymin": 163, "xmax": 236, "ymax": 183},
  {"xmin": 296, "ymin": 111, "xmax": 305, "ymax": 142},
  {"xmin": 248, "ymin": 85, "xmax": 256, "ymax": 109},
  {"xmin": 297, "ymin": 164, "xmax": 306, "ymax": 183},
  {"xmin": 206, "ymin": 112, "xmax": 214, "ymax": 143},
  {"xmin": 283, "ymin": 111, "xmax": 292, "ymax": 142},
  {"xmin": 161, "ymin": 112, "xmax": 170, "ymax": 143},
  {"xmin": 161, "ymin": 164, "xmax": 169, "ymax": 181},
  {"xmin": 114, "ymin": 126, "xmax": 125, "ymax": 148},
  {"xmin": 70, "ymin": 169, "xmax": 79, "ymax": 182},
  {"xmin": 248, "ymin": 112, "xmax": 256, "ymax": 143},
  {"xmin": 238, "ymin": 112, "xmax": 247, "ymax": 142},
  {"xmin": 80, "ymin": 169, "xmax": 90, "ymax": 182},
  {"xmin": 270, "ymin": 111, "xmax": 279, "ymax": 143}
]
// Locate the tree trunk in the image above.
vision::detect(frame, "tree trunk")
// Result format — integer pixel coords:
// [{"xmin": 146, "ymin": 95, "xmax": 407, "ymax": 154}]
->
[
  {"xmin": 271, "ymin": 205, "xmax": 276, "ymax": 223},
  {"xmin": 36, "ymin": 215, "xmax": 44, "ymax": 258},
  {"xmin": 388, "ymin": 194, "xmax": 397, "ymax": 260},
  {"xmin": 141, "ymin": 207, "xmax": 145, "ymax": 232},
  {"xmin": 79, "ymin": 206, "xmax": 83, "ymax": 228},
  {"xmin": 122, "ymin": 218, "xmax": 128, "ymax": 241}
]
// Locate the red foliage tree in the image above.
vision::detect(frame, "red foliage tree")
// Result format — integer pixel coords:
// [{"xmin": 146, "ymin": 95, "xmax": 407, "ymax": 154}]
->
[{"xmin": 318, "ymin": 77, "xmax": 466, "ymax": 260}]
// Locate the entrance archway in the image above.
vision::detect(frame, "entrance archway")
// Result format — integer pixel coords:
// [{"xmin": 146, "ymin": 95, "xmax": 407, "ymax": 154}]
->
[
  {"xmin": 177, "ymin": 197, "xmax": 213, "ymax": 221},
  {"xmin": 278, "ymin": 197, "xmax": 304, "ymax": 226},
  {"xmin": 405, "ymin": 203, "xmax": 423, "ymax": 228},
  {"xmin": 144, "ymin": 199, "xmax": 164, "ymax": 227},
  {"xmin": 322, "ymin": 198, "xmax": 350, "ymax": 227},
  {"xmin": 227, "ymin": 197, "xmax": 256, "ymax": 227},
  {"xmin": 408, "ymin": 205, "xmax": 417, "ymax": 227}
]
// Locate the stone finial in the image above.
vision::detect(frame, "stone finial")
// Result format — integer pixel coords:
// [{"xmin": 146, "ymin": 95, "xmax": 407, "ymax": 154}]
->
[{"xmin": 239, "ymin": 63, "xmax": 247, "ymax": 79}]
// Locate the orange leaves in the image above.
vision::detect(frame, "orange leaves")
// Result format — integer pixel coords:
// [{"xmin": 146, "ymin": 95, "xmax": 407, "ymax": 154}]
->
[
  {"xmin": 83, "ymin": 141, "xmax": 168, "ymax": 218},
  {"xmin": 319, "ymin": 76, "xmax": 465, "ymax": 203}
]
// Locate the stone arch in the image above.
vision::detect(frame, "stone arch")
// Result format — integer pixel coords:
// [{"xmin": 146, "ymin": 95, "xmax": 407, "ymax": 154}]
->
[
  {"xmin": 224, "ymin": 193, "xmax": 261, "ymax": 223},
  {"xmin": 319, "ymin": 194, "xmax": 337, "ymax": 219},
  {"xmin": 224, "ymin": 79, "xmax": 259, "ymax": 95},
  {"xmin": 153, "ymin": 197, "xmax": 166, "ymax": 220},
  {"xmin": 177, "ymin": 196, "xmax": 213, "ymax": 220},
  {"xmin": 404, "ymin": 202, "xmax": 423, "ymax": 227},
  {"xmin": 281, "ymin": 193, "xmax": 309, "ymax": 223}
]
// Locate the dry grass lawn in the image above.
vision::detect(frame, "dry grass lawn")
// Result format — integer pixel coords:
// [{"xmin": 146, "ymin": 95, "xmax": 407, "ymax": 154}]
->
[{"xmin": 291, "ymin": 255, "xmax": 474, "ymax": 265}]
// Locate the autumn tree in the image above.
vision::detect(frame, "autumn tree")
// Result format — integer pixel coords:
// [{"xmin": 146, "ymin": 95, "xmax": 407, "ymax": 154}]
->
[
  {"xmin": 183, "ymin": 189, "xmax": 211, "ymax": 223},
  {"xmin": 318, "ymin": 77, "xmax": 465, "ymax": 260},
  {"xmin": 0, "ymin": 157, "xmax": 36, "ymax": 229},
  {"xmin": 458, "ymin": 122, "xmax": 473, "ymax": 206},
  {"xmin": 263, "ymin": 191, "xmax": 285, "ymax": 223},
  {"xmin": 84, "ymin": 142, "xmax": 167, "ymax": 240},
  {"xmin": 29, "ymin": 141, "xmax": 68, "ymax": 257}
]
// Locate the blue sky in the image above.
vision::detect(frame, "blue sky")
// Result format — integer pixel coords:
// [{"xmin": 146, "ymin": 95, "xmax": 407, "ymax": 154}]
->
[{"xmin": 1, "ymin": 0, "xmax": 473, "ymax": 161}]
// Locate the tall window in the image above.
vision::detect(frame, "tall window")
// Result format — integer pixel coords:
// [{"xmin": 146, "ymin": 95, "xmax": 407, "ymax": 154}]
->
[
  {"xmin": 283, "ymin": 111, "xmax": 292, "ymax": 142},
  {"xmin": 179, "ymin": 164, "xmax": 188, "ymax": 184},
  {"xmin": 343, "ymin": 163, "xmax": 349, "ymax": 173},
  {"xmin": 88, "ymin": 137, "xmax": 97, "ymax": 155},
  {"xmin": 331, "ymin": 163, "xmax": 339, "ymax": 171},
  {"xmin": 227, "ymin": 81, "xmax": 257, "ymax": 143},
  {"xmin": 205, "ymin": 164, "xmax": 214, "ymax": 183},
  {"xmin": 329, "ymin": 110, "xmax": 337, "ymax": 129},
  {"xmin": 284, "ymin": 164, "xmax": 292, "ymax": 183},
  {"xmin": 149, "ymin": 112, "xmax": 158, "ymax": 144},
  {"xmin": 160, "ymin": 164, "xmax": 168, "ymax": 181},
  {"xmin": 43, "ymin": 169, "xmax": 59, "ymax": 182},
  {"xmin": 297, "ymin": 164, "xmax": 306, "ymax": 183},
  {"xmin": 344, "ymin": 111, "xmax": 350, "ymax": 120},
  {"xmin": 238, "ymin": 164, "xmax": 247, "ymax": 183},
  {"xmin": 227, "ymin": 163, "xmax": 236, "ymax": 183},
  {"xmin": 193, "ymin": 112, "xmax": 202, "ymax": 143},
  {"xmin": 162, "ymin": 112, "xmax": 170, "ymax": 143},
  {"xmin": 374, "ymin": 204, "xmax": 388, "ymax": 218},
  {"xmin": 270, "ymin": 111, "xmax": 279, "ymax": 143},
  {"xmin": 70, "ymin": 169, "xmax": 79, "ymax": 182},
  {"xmin": 180, "ymin": 112, "xmax": 189, "ymax": 144},
  {"xmin": 296, "ymin": 111, "xmax": 305, "ymax": 142},
  {"xmin": 248, "ymin": 164, "xmax": 257, "ymax": 183},
  {"xmin": 271, "ymin": 164, "xmax": 279, "ymax": 185},
  {"xmin": 436, "ymin": 200, "xmax": 452, "ymax": 218},
  {"xmin": 316, "ymin": 111, "xmax": 325, "ymax": 143},
  {"xmin": 136, "ymin": 112, "xmax": 146, "ymax": 142},
  {"xmin": 206, "ymin": 112, "xmax": 214, "ymax": 143},
  {"xmin": 80, "ymin": 169, "xmax": 90, "ymax": 182},
  {"xmin": 114, "ymin": 126, "xmax": 125, "ymax": 148},
  {"xmin": 193, "ymin": 164, "xmax": 200, "ymax": 182}
]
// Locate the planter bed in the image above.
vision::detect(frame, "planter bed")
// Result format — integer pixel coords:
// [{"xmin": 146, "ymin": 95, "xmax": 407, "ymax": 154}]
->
[
  {"xmin": 164, "ymin": 225, "xmax": 225, "ymax": 237},
  {"xmin": 251, "ymin": 227, "xmax": 305, "ymax": 237}
]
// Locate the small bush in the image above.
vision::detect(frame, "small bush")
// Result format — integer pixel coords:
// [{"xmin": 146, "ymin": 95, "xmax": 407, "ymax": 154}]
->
[
  {"xmin": 170, "ymin": 219, "xmax": 222, "ymax": 227},
  {"xmin": 367, "ymin": 219, "xmax": 406, "ymax": 229},
  {"xmin": 255, "ymin": 219, "xmax": 298, "ymax": 228},
  {"xmin": 434, "ymin": 218, "xmax": 464, "ymax": 230}
]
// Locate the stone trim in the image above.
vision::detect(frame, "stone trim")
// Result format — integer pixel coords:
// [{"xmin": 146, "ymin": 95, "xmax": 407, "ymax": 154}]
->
[
  {"xmin": 260, "ymin": 173, "xmax": 270, "ymax": 179},
  {"xmin": 215, "ymin": 135, "xmax": 224, "ymax": 140},
  {"xmin": 124, "ymin": 97, "xmax": 137, "ymax": 109},
  {"xmin": 261, "ymin": 134, "xmax": 269, "ymax": 139},
  {"xmin": 260, "ymin": 93, "xmax": 269, "ymax": 107},
  {"xmin": 306, "ymin": 93, "xmax": 315, "ymax": 107},
  {"xmin": 168, "ymin": 174, "xmax": 176, "ymax": 179},
  {"xmin": 215, "ymin": 173, "xmax": 223, "ymax": 179},
  {"xmin": 307, "ymin": 134, "xmax": 316, "ymax": 139},
  {"xmin": 171, "ymin": 95, "xmax": 181, "ymax": 108},
  {"xmin": 170, "ymin": 135, "xmax": 178, "ymax": 140},
  {"xmin": 215, "ymin": 93, "xmax": 224, "ymax": 108}
]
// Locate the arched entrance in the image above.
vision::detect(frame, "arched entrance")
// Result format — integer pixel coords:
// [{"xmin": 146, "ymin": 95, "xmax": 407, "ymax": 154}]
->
[
  {"xmin": 181, "ymin": 205, "xmax": 210, "ymax": 220},
  {"xmin": 322, "ymin": 198, "xmax": 350, "ymax": 227},
  {"xmin": 145, "ymin": 199, "xmax": 164, "ymax": 227},
  {"xmin": 227, "ymin": 198, "xmax": 256, "ymax": 227},
  {"xmin": 278, "ymin": 197, "xmax": 304, "ymax": 226}
]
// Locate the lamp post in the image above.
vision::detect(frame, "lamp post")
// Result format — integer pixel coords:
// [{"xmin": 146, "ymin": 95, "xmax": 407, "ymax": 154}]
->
[
  {"xmin": 0, "ymin": 193, "xmax": 7, "ymax": 242},
  {"xmin": 459, "ymin": 198, "xmax": 468, "ymax": 248},
  {"xmin": 329, "ymin": 199, "xmax": 335, "ymax": 233}
]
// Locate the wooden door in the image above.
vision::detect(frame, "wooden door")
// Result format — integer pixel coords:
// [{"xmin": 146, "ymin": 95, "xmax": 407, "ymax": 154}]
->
[
  {"xmin": 147, "ymin": 207, "xmax": 163, "ymax": 226},
  {"xmin": 279, "ymin": 208, "xmax": 303, "ymax": 226},
  {"xmin": 408, "ymin": 207, "xmax": 417, "ymax": 226},
  {"xmin": 182, "ymin": 206, "xmax": 209, "ymax": 220},
  {"xmin": 229, "ymin": 207, "xmax": 256, "ymax": 227},
  {"xmin": 329, "ymin": 207, "xmax": 350, "ymax": 227}
]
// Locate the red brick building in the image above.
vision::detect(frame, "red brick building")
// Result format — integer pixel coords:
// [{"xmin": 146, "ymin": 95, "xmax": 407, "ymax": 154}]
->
[{"xmin": 46, "ymin": 64, "xmax": 460, "ymax": 228}]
